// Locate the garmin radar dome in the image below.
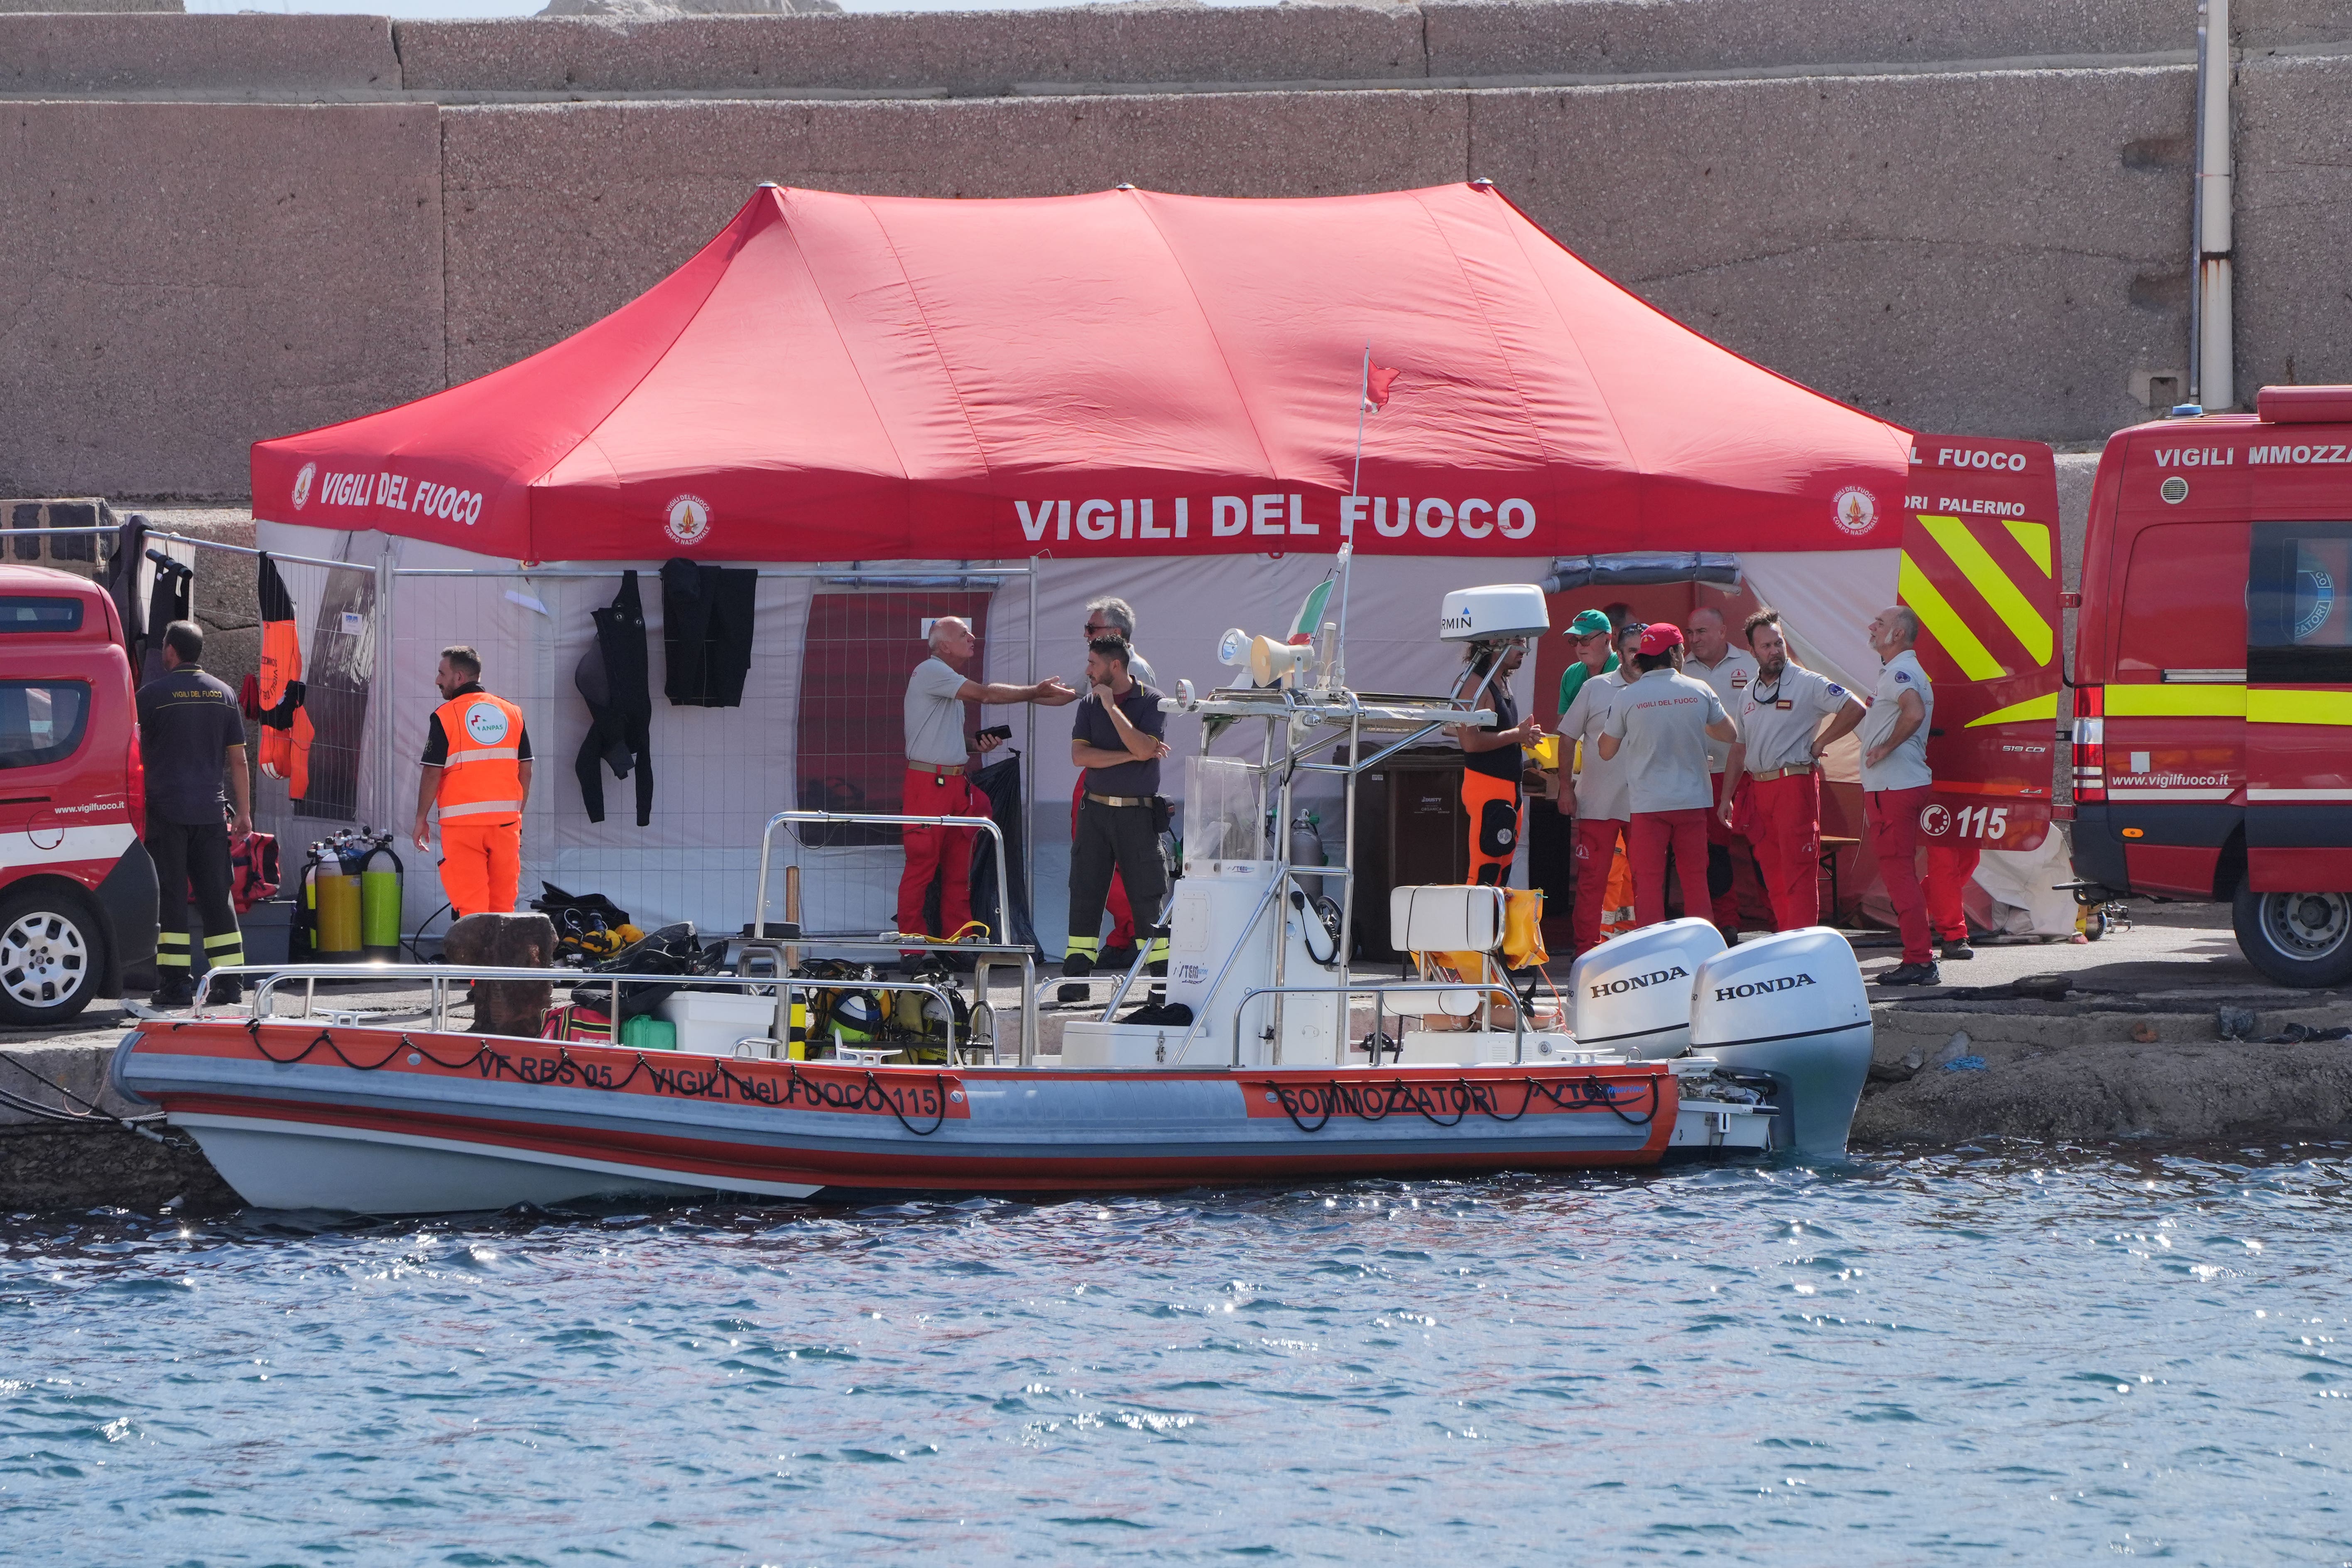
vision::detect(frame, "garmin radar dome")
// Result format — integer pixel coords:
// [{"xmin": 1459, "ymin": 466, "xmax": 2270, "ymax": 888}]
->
[{"xmin": 1438, "ymin": 584, "xmax": 1550, "ymax": 644}]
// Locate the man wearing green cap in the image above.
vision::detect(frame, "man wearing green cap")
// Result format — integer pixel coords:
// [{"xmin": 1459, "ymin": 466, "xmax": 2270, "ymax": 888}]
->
[{"xmin": 1557, "ymin": 608, "xmax": 1618, "ymax": 715}]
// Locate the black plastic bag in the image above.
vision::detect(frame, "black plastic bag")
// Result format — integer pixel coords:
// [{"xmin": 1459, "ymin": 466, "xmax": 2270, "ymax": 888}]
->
[
  {"xmin": 966, "ymin": 747, "xmax": 1038, "ymax": 952},
  {"xmin": 568, "ymin": 921, "xmax": 720, "ymax": 1019}
]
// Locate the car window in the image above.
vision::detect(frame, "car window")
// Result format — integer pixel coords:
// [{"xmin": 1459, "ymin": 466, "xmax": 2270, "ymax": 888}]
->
[
  {"xmin": 2250, "ymin": 522, "xmax": 2352, "ymax": 683},
  {"xmin": 0, "ymin": 596, "xmax": 85, "ymax": 633},
  {"xmin": 2118, "ymin": 522, "xmax": 2246, "ymax": 676},
  {"xmin": 0, "ymin": 681, "xmax": 91, "ymax": 769}
]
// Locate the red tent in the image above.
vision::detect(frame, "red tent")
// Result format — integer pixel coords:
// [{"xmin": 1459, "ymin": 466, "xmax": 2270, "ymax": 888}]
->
[{"xmin": 251, "ymin": 181, "xmax": 1913, "ymax": 563}]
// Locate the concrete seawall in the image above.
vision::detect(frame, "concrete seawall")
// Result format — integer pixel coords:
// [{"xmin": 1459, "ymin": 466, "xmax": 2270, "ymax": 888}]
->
[{"xmin": 2, "ymin": 2, "xmax": 2349, "ymax": 499}]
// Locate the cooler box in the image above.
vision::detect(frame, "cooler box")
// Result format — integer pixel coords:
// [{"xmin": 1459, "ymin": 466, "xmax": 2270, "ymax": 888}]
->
[{"xmin": 656, "ymin": 990, "xmax": 782, "ymax": 1056}]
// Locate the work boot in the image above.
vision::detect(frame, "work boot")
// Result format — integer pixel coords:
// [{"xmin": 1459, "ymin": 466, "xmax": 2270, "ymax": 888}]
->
[
  {"xmin": 1939, "ymin": 938, "xmax": 1976, "ymax": 962},
  {"xmin": 149, "ymin": 974, "xmax": 195, "ymax": 1011},
  {"xmin": 1876, "ymin": 961, "xmax": 1942, "ymax": 988},
  {"xmin": 203, "ymin": 973, "xmax": 245, "ymax": 1006}
]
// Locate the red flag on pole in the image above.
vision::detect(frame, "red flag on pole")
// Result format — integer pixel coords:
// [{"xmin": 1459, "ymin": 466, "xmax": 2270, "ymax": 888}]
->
[{"xmin": 1365, "ymin": 364, "xmax": 1401, "ymax": 408}]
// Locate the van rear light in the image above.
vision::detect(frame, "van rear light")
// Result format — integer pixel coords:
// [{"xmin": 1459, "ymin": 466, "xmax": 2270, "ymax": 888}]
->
[{"xmin": 2071, "ymin": 685, "xmax": 2105, "ymax": 803}]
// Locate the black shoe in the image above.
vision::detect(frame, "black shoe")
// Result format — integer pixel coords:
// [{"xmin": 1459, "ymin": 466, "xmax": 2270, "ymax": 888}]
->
[
  {"xmin": 1061, "ymin": 952, "xmax": 1094, "ymax": 979},
  {"xmin": 1939, "ymin": 938, "xmax": 1976, "ymax": 962},
  {"xmin": 150, "ymin": 975, "xmax": 195, "ymax": 1010},
  {"xmin": 204, "ymin": 973, "xmax": 245, "ymax": 1005},
  {"xmin": 1876, "ymin": 961, "xmax": 1942, "ymax": 987}
]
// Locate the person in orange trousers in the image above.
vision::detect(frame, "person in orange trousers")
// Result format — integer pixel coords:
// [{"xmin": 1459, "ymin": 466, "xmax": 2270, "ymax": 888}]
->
[{"xmin": 412, "ymin": 644, "xmax": 533, "ymax": 919}]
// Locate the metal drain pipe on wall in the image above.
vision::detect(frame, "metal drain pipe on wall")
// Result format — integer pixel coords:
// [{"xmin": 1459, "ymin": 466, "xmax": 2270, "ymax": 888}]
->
[{"xmin": 2190, "ymin": 0, "xmax": 2234, "ymax": 411}]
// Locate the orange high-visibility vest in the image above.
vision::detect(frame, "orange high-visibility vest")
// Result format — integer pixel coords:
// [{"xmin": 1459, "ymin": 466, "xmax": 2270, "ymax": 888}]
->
[{"xmin": 433, "ymin": 691, "xmax": 526, "ymax": 826}]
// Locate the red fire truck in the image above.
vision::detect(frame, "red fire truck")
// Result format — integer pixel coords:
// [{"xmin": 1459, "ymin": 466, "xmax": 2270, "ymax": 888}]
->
[
  {"xmin": 0, "ymin": 567, "xmax": 157, "ymax": 1022},
  {"xmin": 2069, "ymin": 384, "xmax": 2352, "ymax": 985}
]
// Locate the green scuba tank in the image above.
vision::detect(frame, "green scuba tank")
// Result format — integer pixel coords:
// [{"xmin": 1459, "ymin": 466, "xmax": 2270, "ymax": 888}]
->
[{"xmin": 358, "ymin": 835, "xmax": 404, "ymax": 963}]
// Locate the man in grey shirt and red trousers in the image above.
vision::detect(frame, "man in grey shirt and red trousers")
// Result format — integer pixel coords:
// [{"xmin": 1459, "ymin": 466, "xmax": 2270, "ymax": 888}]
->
[
  {"xmin": 1597, "ymin": 623, "xmax": 1739, "ymax": 930},
  {"xmin": 897, "ymin": 616, "xmax": 1071, "ymax": 955}
]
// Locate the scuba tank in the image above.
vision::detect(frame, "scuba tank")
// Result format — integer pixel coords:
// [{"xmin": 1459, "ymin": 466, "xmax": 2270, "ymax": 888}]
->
[
  {"xmin": 311, "ymin": 835, "xmax": 363, "ymax": 963},
  {"xmin": 356, "ymin": 832, "xmax": 404, "ymax": 963}
]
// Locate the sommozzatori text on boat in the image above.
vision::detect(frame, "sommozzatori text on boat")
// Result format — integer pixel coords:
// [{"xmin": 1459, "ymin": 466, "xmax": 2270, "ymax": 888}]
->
[{"xmin": 111, "ymin": 569, "xmax": 1874, "ymax": 1214}]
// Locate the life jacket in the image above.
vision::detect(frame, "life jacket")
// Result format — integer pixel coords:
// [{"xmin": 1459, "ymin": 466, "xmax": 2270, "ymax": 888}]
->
[
  {"xmin": 434, "ymin": 689, "xmax": 527, "ymax": 825},
  {"xmin": 252, "ymin": 554, "xmax": 313, "ymax": 799},
  {"xmin": 230, "ymin": 831, "xmax": 280, "ymax": 914}
]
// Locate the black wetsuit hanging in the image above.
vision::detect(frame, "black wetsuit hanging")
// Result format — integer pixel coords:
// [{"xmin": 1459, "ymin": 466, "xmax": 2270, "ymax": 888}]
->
[
  {"xmin": 139, "ymin": 551, "xmax": 193, "ymax": 686},
  {"xmin": 659, "ymin": 557, "xmax": 755, "ymax": 707},
  {"xmin": 576, "ymin": 570, "xmax": 654, "ymax": 826}
]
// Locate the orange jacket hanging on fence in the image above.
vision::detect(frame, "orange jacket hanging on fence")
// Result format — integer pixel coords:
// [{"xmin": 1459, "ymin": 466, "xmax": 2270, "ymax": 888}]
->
[{"xmin": 252, "ymin": 553, "xmax": 313, "ymax": 799}]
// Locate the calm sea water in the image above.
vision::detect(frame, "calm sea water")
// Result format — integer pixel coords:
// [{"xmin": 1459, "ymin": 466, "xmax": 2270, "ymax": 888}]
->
[{"xmin": 2, "ymin": 1149, "xmax": 2348, "ymax": 1565}]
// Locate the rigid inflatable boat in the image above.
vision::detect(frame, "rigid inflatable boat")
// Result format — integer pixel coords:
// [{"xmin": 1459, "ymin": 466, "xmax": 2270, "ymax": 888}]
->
[{"xmin": 110, "ymin": 577, "xmax": 1873, "ymax": 1213}]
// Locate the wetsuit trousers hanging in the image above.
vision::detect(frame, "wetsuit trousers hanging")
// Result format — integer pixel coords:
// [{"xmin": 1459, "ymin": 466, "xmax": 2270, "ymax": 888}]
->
[
  {"xmin": 1067, "ymin": 798, "xmax": 1169, "ymax": 963},
  {"xmin": 659, "ymin": 558, "xmax": 755, "ymax": 707},
  {"xmin": 147, "ymin": 816, "xmax": 242, "ymax": 974}
]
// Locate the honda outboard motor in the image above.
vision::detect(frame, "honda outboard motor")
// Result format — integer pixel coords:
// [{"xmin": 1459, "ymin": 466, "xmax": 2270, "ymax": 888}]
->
[
  {"xmin": 1567, "ymin": 917, "xmax": 1724, "ymax": 1059},
  {"xmin": 1688, "ymin": 927, "xmax": 1872, "ymax": 1157}
]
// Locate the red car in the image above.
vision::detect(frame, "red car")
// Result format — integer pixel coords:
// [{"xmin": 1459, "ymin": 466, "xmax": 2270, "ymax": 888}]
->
[
  {"xmin": 0, "ymin": 566, "xmax": 156, "ymax": 1022},
  {"xmin": 2070, "ymin": 385, "xmax": 2352, "ymax": 985}
]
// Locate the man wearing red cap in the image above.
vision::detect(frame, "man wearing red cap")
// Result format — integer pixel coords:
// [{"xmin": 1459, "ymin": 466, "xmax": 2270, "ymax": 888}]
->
[{"xmin": 1597, "ymin": 623, "xmax": 1737, "ymax": 930}]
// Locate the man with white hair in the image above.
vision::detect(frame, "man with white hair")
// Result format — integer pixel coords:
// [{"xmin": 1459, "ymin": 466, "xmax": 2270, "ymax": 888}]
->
[
  {"xmin": 1859, "ymin": 605, "xmax": 1939, "ymax": 986},
  {"xmin": 899, "ymin": 616, "xmax": 1072, "ymax": 951}
]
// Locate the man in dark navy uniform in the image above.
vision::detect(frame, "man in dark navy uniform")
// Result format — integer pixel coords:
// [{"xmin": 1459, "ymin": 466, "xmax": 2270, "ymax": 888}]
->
[{"xmin": 136, "ymin": 620, "xmax": 250, "ymax": 1008}]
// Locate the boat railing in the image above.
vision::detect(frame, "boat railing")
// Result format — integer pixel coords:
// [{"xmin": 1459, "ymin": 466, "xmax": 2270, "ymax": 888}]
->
[
  {"xmin": 190, "ymin": 963, "xmax": 974, "ymax": 1058},
  {"xmin": 748, "ymin": 808, "xmax": 1040, "ymax": 1063},
  {"xmin": 753, "ymin": 809, "xmax": 1010, "ymax": 947},
  {"xmin": 1224, "ymin": 981, "xmax": 1533, "ymax": 1068}
]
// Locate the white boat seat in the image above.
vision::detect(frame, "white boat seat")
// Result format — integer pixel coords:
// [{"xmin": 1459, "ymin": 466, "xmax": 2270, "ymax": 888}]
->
[
  {"xmin": 1386, "ymin": 884, "xmax": 1509, "ymax": 1018},
  {"xmin": 1389, "ymin": 884, "xmax": 1505, "ymax": 955}
]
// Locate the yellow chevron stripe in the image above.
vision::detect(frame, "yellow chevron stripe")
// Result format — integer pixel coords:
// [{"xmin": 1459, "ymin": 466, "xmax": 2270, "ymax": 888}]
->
[
  {"xmin": 2249, "ymin": 688, "xmax": 2352, "ymax": 727},
  {"xmin": 2004, "ymin": 519, "xmax": 2053, "ymax": 576},
  {"xmin": 2106, "ymin": 684, "xmax": 2245, "ymax": 717},
  {"xmin": 1918, "ymin": 514, "xmax": 2054, "ymax": 667},
  {"xmin": 1899, "ymin": 552, "xmax": 2006, "ymax": 682},
  {"xmin": 1964, "ymin": 692, "xmax": 2058, "ymax": 728}
]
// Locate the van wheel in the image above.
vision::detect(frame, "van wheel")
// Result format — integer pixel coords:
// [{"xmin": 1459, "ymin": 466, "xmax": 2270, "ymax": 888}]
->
[
  {"xmin": 0, "ymin": 890, "xmax": 103, "ymax": 1024},
  {"xmin": 2232, "ymin": 883, "xmax": 2352, "ymax": 988}
]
